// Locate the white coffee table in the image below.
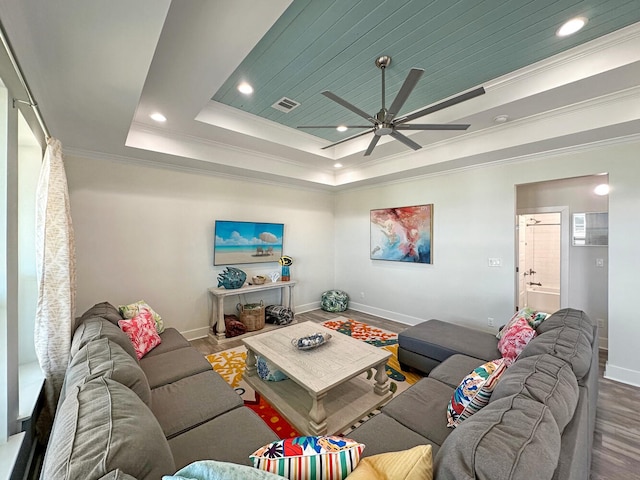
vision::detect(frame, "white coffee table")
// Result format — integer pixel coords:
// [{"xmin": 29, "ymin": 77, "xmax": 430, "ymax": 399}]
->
[{"xmin": 242, "ymin": 322, "xmax": 393, "ymax": 436}]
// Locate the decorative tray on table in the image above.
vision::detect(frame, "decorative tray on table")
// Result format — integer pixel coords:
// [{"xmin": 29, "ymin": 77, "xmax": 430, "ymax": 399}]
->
[{"xmin": 291, "ymin": 332, "xmax": 332, "ymax": 350}]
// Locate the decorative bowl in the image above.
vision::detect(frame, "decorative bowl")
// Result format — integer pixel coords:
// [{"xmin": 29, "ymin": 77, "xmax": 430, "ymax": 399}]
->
[
  {"xmin": 291, "ymin": 332, "xmax": 331, "ymax": 350},
  {"xmin": 252, "ymin": 275, "xmax": 267, "ymax": 285}
]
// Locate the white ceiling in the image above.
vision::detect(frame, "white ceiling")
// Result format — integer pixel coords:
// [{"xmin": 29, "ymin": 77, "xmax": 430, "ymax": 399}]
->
[{"xmin": 1, "ymin": 1, "xmax": 639, "ymax": 190}]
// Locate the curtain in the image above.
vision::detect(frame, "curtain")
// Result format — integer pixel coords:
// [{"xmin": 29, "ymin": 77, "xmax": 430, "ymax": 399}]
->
[{"xmin": 34, "ymin": 137, "xmax": 76, "ymax": 431}]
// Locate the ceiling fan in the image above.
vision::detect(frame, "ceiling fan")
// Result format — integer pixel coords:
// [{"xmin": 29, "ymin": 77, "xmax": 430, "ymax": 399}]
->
[{"xmin": 298, "ymin": 55, "xmax": 485, "ymax": 156}]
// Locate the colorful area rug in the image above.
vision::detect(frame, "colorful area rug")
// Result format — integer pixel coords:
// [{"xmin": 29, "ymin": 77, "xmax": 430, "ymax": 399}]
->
[{"xmin": 206, "ymin": 317, "xmax": 421, "ymax": 439}]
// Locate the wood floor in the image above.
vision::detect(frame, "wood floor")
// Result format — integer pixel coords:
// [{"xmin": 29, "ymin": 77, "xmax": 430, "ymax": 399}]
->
[{"xmin": 192, "ymin": 309, "xmax": 640, "ymax": 480}]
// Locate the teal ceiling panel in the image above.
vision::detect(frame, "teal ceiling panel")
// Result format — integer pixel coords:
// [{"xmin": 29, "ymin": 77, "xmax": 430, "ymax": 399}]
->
[{"xmin": 212, "ymin": 0, "xmax": 640, "ymax": 143}]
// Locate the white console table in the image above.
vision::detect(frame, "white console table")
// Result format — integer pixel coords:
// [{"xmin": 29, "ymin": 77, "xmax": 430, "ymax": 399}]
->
[{"xmin": 208, "ymin": 280, "xmax": 297, "ymax": 343}]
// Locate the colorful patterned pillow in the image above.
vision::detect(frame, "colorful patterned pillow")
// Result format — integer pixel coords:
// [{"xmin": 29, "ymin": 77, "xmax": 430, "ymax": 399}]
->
[
  {"xmin": 118, "ymin": 300, "xmax": 164, "ymax": 333},
  {"xmin": 250, "ymin": 436, "xmax": 364, "ymax": 480},
  {"xmin": 118, "ymin": 309, "xmax": 161, "ymax": 359},
  {"xmin": 257, "ymin": 356, "xmax": 288, "ymax": 382},
  {"xmin": 496, "ymin": 308, "xmax": 533, "ymax": 339},
  {"xmin": 498, "ymin": 316, "xmax": 536, "ymax": 365},
  {"xmin": 528, "ymin": 311, "xmax": 550, "ymax": 329},
  {"xmin": 447, "ymin": 359, "xmax": 506, "ymax": 428},
  {"xmin": 346, "ymin": 445, "xmax": 433, "ymax": 480}
]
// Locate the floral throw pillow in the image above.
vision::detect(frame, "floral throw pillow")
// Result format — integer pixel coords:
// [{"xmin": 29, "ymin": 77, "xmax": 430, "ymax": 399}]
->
[
  {"xmin": 118, "ymin": 309, "xmax": 161, "ymax": 359},
  {"xmin": 250, "ymin": 436, "xmax": 364, "ymax": 480},
  {"xmin": 447, "ymin": 359, "xmax": 506, "ymax": 428},
  {"xmin": 118, "ymin": 300, "xmax": 164, "ymax": 333},
  {"xmin": 498, "ymin": 316, "xmax": 536, "ymax": 365}
]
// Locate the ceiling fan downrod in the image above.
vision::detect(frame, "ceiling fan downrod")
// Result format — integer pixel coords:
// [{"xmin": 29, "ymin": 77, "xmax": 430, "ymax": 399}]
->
[{"xmin": 375, "ymin": 55, "xmax": 391, "ymax": 113}]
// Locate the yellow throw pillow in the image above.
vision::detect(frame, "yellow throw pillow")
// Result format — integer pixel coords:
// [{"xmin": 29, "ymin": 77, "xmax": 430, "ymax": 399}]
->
[{"xmin": 346, "ymin": 445, "xmax": 432, "ymax": 480}]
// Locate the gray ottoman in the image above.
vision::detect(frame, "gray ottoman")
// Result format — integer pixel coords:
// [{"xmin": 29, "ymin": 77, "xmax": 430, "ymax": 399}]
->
[{"xmin": 398, "ymin": 319, "xmax": 501, "ymax": 374}]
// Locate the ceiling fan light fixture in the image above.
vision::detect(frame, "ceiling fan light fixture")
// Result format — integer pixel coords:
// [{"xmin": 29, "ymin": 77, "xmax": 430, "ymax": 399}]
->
[
  {"xmin": 336, "ymin": 125, "xmax": 348, "ymax": 132},
  {"xmin": 557, "ymin": 17, "xmax": 588, "ymax": 37},
  {"xmin": 237, "ymin": 82, "xmax": 254, "ymax": 95}
]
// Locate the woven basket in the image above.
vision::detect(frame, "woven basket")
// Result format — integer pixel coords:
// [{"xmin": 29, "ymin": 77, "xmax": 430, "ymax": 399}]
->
[{"xmin": 236, "ymin": 300, "xmax": 265, "ymax": 331}]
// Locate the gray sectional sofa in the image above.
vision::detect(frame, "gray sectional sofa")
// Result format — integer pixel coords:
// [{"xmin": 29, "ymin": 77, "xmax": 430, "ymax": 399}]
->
[
  {"xmin": 349, "ymin": 308, "xmax": 598, "ymax": 480},
  {"xmin": 40, "ymin": 302, "xmax": 278, "ymax": 480}
]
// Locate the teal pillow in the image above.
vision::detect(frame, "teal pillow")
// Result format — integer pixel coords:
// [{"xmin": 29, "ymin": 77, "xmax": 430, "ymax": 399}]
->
[{"xmin": 162, "ymin": 460, "xmax": 287, "ymax": 480}]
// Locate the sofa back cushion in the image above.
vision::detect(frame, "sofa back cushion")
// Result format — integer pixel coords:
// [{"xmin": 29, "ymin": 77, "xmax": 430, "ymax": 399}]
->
[
  {"xmin": 41, "ymin": 377, "xmax": 174, "ymax": 480},
  {"xmin": 65, "ymin": 337, "xmax": 151, "ymax": 406},
  {"xmin": 519, "ymin": 324, "xmax": 592, "ymax": 380},
  {"xmin": 434, "ymin": 395, "xmax": 561, "ymax": 480},
  {"xmin": 77, "ymin": 302, "xmax": 123, "ymax": 328},
  {"xmin": 536, "ymin": 308, "xmax": 594, "ymax": 343},
  {"xmin": 71, "ymin": 317, "xmax": 138, "ymax": 362},
  {"xmin": 490, "ymin": 354, "xmax": 579, "ymax": 433}
]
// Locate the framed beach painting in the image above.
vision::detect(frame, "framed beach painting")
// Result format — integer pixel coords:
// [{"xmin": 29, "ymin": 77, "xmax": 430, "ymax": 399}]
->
[
  {"xmin": 370, "ymin": 204, "xmax": 433, "ymax": 264},
  {"xmin": 214, "ymin": 220, "xmax": 284, "ymax": 265}
]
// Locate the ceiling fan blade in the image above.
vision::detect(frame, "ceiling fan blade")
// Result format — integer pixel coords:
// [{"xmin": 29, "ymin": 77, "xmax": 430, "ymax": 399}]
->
[
  {"xmin": 297, "ymin": 125, "xmax": 373, "ymax": 129},
  {"xmin": 364, "ymin": 135, "xmax": 381, "ymax": 156},
  {"xmin": 385, "ymin": 68, "xmax": 424, "ymax": 123},
  {"xmin": 321, "ymin": 128, "xmax": 375, "ymax": 150},
  {"xmin": 390, "ymin": 130, "xmax": 422, "ymax": 151},
  {"xmin": 395, "ymin": 123, "xmax": 470, "ymax": 130},
  {"xmin": 322, "ymin": 91, "xmax": 376, "ymax": 123},
  {"xmin": 395, "ymin": 86, "xmax": 486, "ymax": 124}
]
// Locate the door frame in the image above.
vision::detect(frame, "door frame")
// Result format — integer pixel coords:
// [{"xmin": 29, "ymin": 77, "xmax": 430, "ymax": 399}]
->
[{"xmin": 515, "ymin": 206, "xmax": 570, "ymax": 310}]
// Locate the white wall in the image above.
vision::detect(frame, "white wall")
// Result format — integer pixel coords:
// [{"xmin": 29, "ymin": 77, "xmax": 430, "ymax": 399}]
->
[
  {"xmin": 334, "ymin": 142, "xmax": 640, "ymax": 386},
  {"xmin": 65, "ymin": 155, "xmax": 336, "ymax": 339}
]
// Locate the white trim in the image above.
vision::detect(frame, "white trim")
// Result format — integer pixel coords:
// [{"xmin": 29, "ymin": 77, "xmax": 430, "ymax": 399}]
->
[
  {"xmin": 294, "ymin": 301, "xmax": 321, "ymax": 314},
  {"xmin": 180, "ymin": 327, "xmax": 211, "ymax": 342},
  {"xmin": 604, "ymin": 362, "xmax": 640, "ymax": 388},
  {"xmin": 348, "ymin": 302, "xmax": 417, "ymax": 327},
  {"xmin": 0, "ymin": 432, "xmax": 25, "ymax": 480}
]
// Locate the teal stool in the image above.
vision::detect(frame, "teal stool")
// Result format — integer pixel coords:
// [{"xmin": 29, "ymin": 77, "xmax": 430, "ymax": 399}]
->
[{"xmin": 321, "ymin": 290, "xmax": 349, "ymax": 312}]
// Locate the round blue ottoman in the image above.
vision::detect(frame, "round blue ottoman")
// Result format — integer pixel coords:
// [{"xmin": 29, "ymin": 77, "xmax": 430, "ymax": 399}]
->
[{"xmin": 321, "ymin": 290, "xmax": 349, "ymax": 312}]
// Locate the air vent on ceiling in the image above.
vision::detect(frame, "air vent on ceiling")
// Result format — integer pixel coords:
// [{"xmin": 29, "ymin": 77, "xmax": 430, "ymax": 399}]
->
[{"xmin": 272, "ymin": 97, "xmax": 300, "ymax": 113}]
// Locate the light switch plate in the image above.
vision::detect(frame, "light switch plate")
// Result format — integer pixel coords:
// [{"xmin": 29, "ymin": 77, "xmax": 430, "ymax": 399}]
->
[
  {"xmin": 596, "ymin": 258, "xmax": 604, "ymax": 267},
  {"xmin": 488, "ymin": 258, "xmax": 502, "ymax": 267}
]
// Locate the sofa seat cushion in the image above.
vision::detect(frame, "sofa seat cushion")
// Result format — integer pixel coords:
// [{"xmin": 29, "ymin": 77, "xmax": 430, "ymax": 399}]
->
[
  {"xmin": 41, "ymin": 377, "xmax": 175, "ymax": 480},
  {"xmin": 519, "ymin": 325, "xmax": 592, "ymax": 380},
  {"xmin": 434, "ymin": 395, "xmax": 561, "ymax": 480},
  {"xmin": 143, "ymin": 327, "xmax": 191, "ymax": 358},
  {"xmin": 382, "ymin": 377, "xmax": 454, "ymax": 447},
  {"xmin": 428, "ymin": 354, "xmax": 485, "ymax": 388},
  {"xmin": 491, "ymin": 354, "xmax": 579, "ymax": 433},
  {"xmin": 349, "ymin": 413, "xmax": 440, "ymax": 458},
  {"xmin": 399, "ymin": 320, "xmax": 500, "ymax": 364},
  {"xmin": 168, "ymin": 407, "xmax": 279, "ymax": 469},
  {"xmin": 151, "ymin": 370, "xmax": 243, "ymax": 438},
  {"xmin": 65, "ymin": 337, "xmax": 151, "ymax": 406},
  {"xmin": 71, "ymin": 317, "xmax": 138, "ymax": 362},
  {"xmin": 140, "ymin": 347, "xmax": 212, "ymax": 389}
]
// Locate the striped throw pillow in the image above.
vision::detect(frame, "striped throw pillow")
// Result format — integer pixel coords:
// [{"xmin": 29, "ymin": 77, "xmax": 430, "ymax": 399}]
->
[{"xmin": 250, "ymin": 436, "xmax": 364, "ymax": 480}]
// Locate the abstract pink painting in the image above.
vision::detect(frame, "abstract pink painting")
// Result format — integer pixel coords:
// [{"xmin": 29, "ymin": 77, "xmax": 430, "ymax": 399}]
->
[{"xmin": 370, "ymin": 204, "xmax": 433, "ymax": 264}]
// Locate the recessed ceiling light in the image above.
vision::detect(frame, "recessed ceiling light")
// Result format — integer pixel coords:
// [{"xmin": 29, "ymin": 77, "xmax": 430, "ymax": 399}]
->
[
  {"xmin": 237, "ymin": 82, "xmax": 254, "ymax": 95},
  {"xmin": 557, "ymin": 17, "xmax": 588, "ymax": 37},
  {"xmin": 336, "ymin": 125, "xmax": 348, "ymax": 132},
  {"xmin": 594, "ymin": 184, "xmax": 609, "ymax": 196},
  {"xmin": 493, "ymin": 114, "xmax": 509, "ymax": 123},
  {"xmin": 150, "ymin": 112, "xmax": 166, "ymax": 122},
  {"xmin": 334, "ymin": 163, "xmax": 343, "ymax": 168}
]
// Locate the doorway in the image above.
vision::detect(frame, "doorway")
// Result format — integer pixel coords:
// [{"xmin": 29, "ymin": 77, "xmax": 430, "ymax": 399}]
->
[{"xmin": 516, "ymin": 208, "xmax": 569, "ymax": 313}]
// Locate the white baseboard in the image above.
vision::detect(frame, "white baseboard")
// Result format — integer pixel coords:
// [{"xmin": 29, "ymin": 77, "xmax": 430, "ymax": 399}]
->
[
  {"xmin": 604, "ymin": 362, "xmax": 640, "ymax": 388},
  {"xmin": 348, "ymin": 302, "xmax": 423, "ymax": 326},
  {"xmin": 181, "ymin": 326, "xmax": 211, "ymax": 341},
  {"xmin": 295, "ymin": 301, "xmax": 321, "ymax": 313}
]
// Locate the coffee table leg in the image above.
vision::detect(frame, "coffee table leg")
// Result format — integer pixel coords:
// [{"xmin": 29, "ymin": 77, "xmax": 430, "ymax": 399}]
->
[
  {"xmin": 374, "ymin": 361, "xmax": 389, "ymax": 395},
  {"xmin": 308, "ymin": 392, "xmax": 328, "ymax": 435},
  {"xmin": 245, "ymin": 349, "xmax": 257, "ymax": 377}
]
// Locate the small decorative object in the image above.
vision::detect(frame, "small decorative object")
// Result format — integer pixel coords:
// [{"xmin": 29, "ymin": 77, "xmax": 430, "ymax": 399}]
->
[
  {"xmin": 256, "ymin": 356, "xmax": 288, "ymax": 382},
  {"xmin": 237, "ymin": 300, "xmax": 265, "ymax": 331},
  {"xmin": 291, "ymin": 332, "xmax": 331, "ymax": 350},
  {"xmin": 268, "ymin": 271, "xmax": 280, "ymax": 283},
  {"xmin": 217, "ymin": 266, "xmax": 247, "ymax": 289},
  {"xmin": 279, "ymin": 255, "xmax": 293, "ymax": 281},
  {"xmin": 251, "ymin": 275, "xmax": 267, "ymax": 285},
  {"xmin": 370, "ymin": 204, "xmax": 433, "ymax": 264},
  {"xmin": 321, "ymin": 290, "xmax": 349, "ymax": 312}
]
